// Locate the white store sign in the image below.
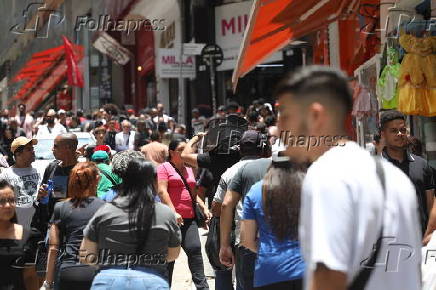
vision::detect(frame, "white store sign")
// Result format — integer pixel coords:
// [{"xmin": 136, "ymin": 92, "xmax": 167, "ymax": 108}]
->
[
  {"xmin": 157, "ymin": 48, "xmax": 196, "ymax": 78},
  {"xmin": 215, "ymin": 1, "xmax": 282, "ymax": 72}
]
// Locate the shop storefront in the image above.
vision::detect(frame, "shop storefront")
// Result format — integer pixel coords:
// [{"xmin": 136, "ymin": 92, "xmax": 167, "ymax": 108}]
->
[
  {"xmin": 215, "ymin": 0, "xmax": 284, "ymax": 106},
  {"xmin": 353, "ymin": 0, "xmax": 436, "ymax": 167}
]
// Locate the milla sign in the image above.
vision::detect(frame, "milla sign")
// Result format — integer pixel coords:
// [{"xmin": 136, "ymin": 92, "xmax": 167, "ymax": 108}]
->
[
  {"xmin": 157, "ymin": 48, "xmax": 196, "ymax": 78},
  {"xmin": 215, "ymin": 1, "xmax": 282, "ymax": 71}
]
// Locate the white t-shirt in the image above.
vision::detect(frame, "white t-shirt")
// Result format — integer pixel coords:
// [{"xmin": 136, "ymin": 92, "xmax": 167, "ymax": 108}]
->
[
  {"xmin": 192, "ymin": 116, "xmax": 206, "ymax": 135},
  {"xmin": 299, "ymin": 142, "xmax": 421, "ymax": 290},
  {"xmin": 0, "ymin": 167, "xmax": 42, "ymax": 228},
  {"xmin": 213, "ymin": 158, "xmax": 257, "ymax": 244},
  {"xmin": 153, "ymin": 114, "xmax": 173, "ymax": 124},
  {"xmin": 36, "ymin": 123, "xmax": 67, "ymax": 136}
]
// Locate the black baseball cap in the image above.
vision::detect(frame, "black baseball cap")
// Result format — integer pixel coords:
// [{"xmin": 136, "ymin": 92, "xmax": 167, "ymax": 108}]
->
[{"xmin": 240, "ymin": 130, "xmax": 260, "ymax": 147}]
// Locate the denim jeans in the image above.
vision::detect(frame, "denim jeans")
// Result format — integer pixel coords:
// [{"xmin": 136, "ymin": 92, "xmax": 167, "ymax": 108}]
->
[
  {"xmin": 167, "ymin": 218, "xmax": 209, "ymax": 289},
  {"xmin": 91, "ymin": 268, "xmax": 169, "ymax": 290},
  {"xmin": 235, "ymin": 245, "xmax": 256, "ymax": 290},
  {"xmin": 215, "ymin": 269, "xmax": 234, "ymax": 290}
]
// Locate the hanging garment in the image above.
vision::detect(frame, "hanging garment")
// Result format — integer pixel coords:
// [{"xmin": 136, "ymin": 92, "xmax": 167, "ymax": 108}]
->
[
  {"xmin": 398, "ymin": 34, "xmax": 436, "ymax": 116},
  {"xmin": 352, "ymin": 85, "xmax": 372, "ymax": 117},
  {"xmin": 377, "ymin": 48, "xmax": 400, "ymax": 109}
]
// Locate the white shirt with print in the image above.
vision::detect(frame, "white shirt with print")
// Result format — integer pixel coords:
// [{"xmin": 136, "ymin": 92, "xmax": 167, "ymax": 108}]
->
[{"xmin": 0, "ymin": 167, "xmax": 42, "ymax": 228}]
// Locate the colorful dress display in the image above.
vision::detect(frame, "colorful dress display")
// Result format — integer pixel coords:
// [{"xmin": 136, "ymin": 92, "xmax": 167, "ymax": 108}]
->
[
  {"xmin": 398, "ymin": 34, "xmax": 436, "ymax": 116},
  {"xmin": 377, "ymin": 48, "xmax": 400, "ymax": 109}
]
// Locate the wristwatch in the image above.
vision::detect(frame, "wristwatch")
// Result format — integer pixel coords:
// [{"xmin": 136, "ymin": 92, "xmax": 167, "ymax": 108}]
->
[{"xmin": 42, "ymin": 281, "xmax": 54, "ymax": 289}]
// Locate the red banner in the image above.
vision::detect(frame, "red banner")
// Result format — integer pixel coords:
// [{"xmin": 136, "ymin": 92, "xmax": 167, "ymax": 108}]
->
[{"xmin": 62, "ymin": 36, "xmax": 84, "ymax": 88}]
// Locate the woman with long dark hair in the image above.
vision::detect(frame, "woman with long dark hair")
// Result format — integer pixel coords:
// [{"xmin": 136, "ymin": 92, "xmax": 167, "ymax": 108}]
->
[
  {"xmin": 80, "ymin": 156, "xmax": 181, "ymax": 290},
  {"xmin": 0, "ymin": 180, "xmax": 40, "ymax": 290},
  {"xmin": 241, "ymin": 159, "xmax": 306, "ymax": 290},
  {"xmin": 157, "ymin": 138, "xmax": 211, "ymax": 289},
  {"xmin": 43, "ymin": 162, "xmax": 105, "ymax": 290}
]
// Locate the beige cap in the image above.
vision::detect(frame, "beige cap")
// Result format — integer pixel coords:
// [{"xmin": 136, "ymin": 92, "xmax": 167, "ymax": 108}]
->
[{"xmin": 11, "ymin": 137, "xmax": 37, "ymax": 154}]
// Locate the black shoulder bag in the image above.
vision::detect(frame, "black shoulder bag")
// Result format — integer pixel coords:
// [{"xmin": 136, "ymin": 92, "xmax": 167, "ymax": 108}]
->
[
  {"xmin": 168, "ymin": 162, "xmax": 206, "ymax": 228},
  {"xmin": 97, "ymin": 167, "xmax": 118, "ymax": 187},
  {"xmin": 348, "ymin": 156, "xmax": 386, "ymax": 289}
]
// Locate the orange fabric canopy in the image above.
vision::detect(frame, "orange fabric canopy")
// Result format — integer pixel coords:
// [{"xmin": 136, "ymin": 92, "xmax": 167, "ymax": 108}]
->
[
  {"xmin": 10, "ymin": 44, "xmax": 83, "ymax": 110},
  {"xmin": 24, "ymin": 61, "xmax": 68, "ymax": 112},
  {"xmin": 232, "ymin": 0, "xmax": 360, "ymax": 89}
]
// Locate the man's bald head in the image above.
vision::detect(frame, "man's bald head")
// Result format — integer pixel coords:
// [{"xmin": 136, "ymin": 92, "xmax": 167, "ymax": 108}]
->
[
  {"xmin": 53, "ymin": 133, "xmax": 78, "ymax": 163},
  {"xmin": 56, "ymin": 133, "xmax": 78, "ymax": 149}
]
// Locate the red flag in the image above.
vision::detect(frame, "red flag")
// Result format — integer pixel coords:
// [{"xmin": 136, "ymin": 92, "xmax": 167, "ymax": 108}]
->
[{"xmin": 62, "ymin": 36, "xmax": 84, "ymax": 88}]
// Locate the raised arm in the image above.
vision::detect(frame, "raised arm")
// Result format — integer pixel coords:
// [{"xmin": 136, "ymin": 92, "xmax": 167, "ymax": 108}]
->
[{"xmin": 181, "ymin": 133, "xmax": 204, "ymax": 168}]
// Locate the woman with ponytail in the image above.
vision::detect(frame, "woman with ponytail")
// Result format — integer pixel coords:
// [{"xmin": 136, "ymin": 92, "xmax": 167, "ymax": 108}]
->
[
  {"xmin": 80, "ymin": 152, "xmax": 181, "ymax": 290},
  {"xmin": 43, "ymin": 162, "xmax": 105, "ymax": 290},
  {"xmin": 240, "ymin": 158, "xmax": 306, "ymax": 290}
]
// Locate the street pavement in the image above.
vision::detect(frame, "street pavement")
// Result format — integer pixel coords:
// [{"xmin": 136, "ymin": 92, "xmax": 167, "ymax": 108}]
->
[{"xmin": 172, "ymin": 228, "xmax": 216, "ymax": 290}]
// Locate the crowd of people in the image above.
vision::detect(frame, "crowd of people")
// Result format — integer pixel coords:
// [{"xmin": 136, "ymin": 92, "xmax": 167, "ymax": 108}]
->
[{"xmin": 0, "ymin": 65, "xmax": 434, "ymax": 290}]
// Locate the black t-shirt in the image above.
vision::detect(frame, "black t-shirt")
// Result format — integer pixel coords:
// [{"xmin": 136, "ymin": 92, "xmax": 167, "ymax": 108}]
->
[
  {"xmin": 197, "ymin": 151, "xmax": 240, "ymax": 187},
  {"xmin": 104, "ymin": 131, "xmax": 117, "ymax": 150},
  {"xmin": 134, "ymin": 132, "xmax": 150, "ymax": 149},
  {"xmin": 382, "ymin": 150, "xmax": 435, "ymax": 234},
  {"xmin": 0, "ymin": 228, "xmax": 41, "ymax": 289},
  {"xmin": 50, "ymin": 197, "xmax": 105, "ymax": 265},
  {"xmin": 32, "ymin": 161, "xmax": 75, "ymax": 234}
]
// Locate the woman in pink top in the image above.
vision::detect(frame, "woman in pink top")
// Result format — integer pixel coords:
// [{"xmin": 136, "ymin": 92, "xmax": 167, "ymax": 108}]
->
[{"xmin": 157, "ymin": 138, "xmax": 211, "ymax": 289}]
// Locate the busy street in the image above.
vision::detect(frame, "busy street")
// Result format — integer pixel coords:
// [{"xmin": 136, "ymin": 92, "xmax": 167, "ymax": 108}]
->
[{"xmin": 0, "ymin": 0, "xmax": 435, "ymax": 290}]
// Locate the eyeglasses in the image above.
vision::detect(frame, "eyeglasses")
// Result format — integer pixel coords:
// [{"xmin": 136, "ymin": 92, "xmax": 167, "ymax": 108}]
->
[
  {"xmin": 388, "ymin": 127, "xmax": 407, "ymax": 135},
  {"xmin": 0, "ymin": 197, "xmax": 15, "ymax": 207}
]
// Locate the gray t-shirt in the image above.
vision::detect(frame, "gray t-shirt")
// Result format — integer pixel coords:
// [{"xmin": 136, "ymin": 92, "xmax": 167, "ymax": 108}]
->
[
  {"xmin": 213, "ymin": 158, "xmax": 257, "ymax": 245},
  {"xmin": 0, "ymin": 167, "xmax": 42, "ymax": 228},
  {"xmin": 227, "ymin": 158, "xmax": 271, "ymax": 244},
  {"xmin": 84, "ymin": 197, "xmax": 181, "ymax": 274},
  {"xmin": 228, "ymin": 158, "xmax": 272, "ymax": 198}
]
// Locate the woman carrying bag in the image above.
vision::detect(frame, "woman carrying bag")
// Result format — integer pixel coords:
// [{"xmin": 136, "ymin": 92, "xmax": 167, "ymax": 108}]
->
[{"xmin": 157, "ymin": 138, "xmax": 212, "ymax": 289}]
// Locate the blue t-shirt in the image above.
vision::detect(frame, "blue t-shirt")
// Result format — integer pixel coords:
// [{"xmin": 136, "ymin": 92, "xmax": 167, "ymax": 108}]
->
[
  {"xmin": 243, "ymin": 180, "xmax": 305, "ymax": 287},
  {"xmin": 101, "ymin": 189, "xmax": 162, "ymax": 203}
]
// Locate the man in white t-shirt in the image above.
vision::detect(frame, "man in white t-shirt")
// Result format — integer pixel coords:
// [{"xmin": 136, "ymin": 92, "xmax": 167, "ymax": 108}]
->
[
  {"xmin": 153, "ymin": 103, "xmax": 173, "ymax": 124},
  {"xmin": 36, "ymin": 109, "xmax": 67, "ymax": 137},
  {"xmin": 275, "ymin": 66, "xmax": 421, "ymax": 290},
  {"xmin": 0, "ymin": 137, "xmax": 42, "ymax": 228}
]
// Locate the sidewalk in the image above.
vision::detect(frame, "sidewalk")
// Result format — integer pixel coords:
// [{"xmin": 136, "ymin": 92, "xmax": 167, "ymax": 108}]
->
[{"xmin": 172, "ymin": 228, "xmax": 215, "ymax": 290}]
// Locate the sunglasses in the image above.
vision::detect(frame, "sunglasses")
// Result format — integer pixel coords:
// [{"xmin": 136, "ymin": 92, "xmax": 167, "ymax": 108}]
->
[{"xmin": 0, "ymin": 197, "xmax": 15, "ymax": 206}]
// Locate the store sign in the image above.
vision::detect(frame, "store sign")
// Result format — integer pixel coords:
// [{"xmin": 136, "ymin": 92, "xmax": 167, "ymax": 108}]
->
[
  {"xmin": 215, "ymin": 1, "xmax": 282, "ymax": 71},
  {"xmin": 93, "ymin": 32, "xmax": 131, "ymax": 65},
  {"xmin": 157, "ymin": 48, "xmax": 196, "ymax": 78},
  {"xmin": 183, "ymin": 43, "xmax": 206, "ymax": 55}
]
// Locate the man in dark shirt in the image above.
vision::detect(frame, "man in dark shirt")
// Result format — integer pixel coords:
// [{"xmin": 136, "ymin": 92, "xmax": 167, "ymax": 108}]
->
[
  {"xmin": 33, "ymin": 133, "xmax": 79, "ymax": 234},
  {"xmin": 182, "ymin": 132, "xmax": 241, "ymax": 191},
  {"xmin": 380, "ymin": 110, "xmax": 435, "ymax": 237}
]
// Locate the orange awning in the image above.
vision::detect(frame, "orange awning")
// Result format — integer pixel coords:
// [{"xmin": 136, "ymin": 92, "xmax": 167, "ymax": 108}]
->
[
  {"xmin": 232, "ymin": 0, "xmax": 360, "ymax": 89},
  {"xmin": 10, "ymin": 44, "xmax": 83, "ymax": 110},
  {"xmin": 24, "ymin": 61, "xmax": 68, "ymax": 111}
]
